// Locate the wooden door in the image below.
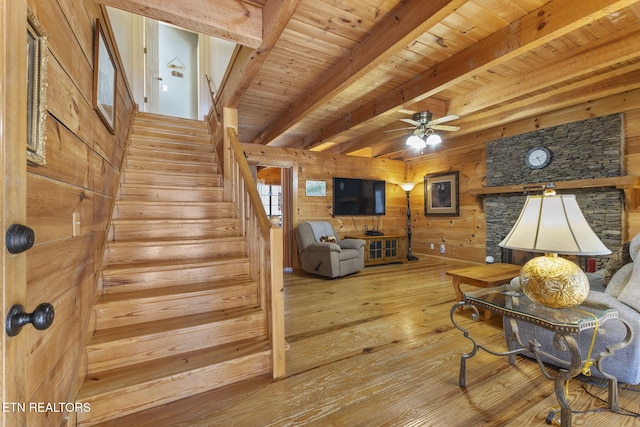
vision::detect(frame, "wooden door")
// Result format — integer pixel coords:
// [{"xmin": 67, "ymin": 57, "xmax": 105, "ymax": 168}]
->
[
  {"xmin": 1, "ymin": 0, "xmax": 28, "ymax": 424},
  {"xmin": 144, "ymin": 18, "xmax": 159, "ymax": 113}
]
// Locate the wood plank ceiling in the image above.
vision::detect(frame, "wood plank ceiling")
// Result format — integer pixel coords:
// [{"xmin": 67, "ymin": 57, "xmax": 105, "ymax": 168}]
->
[{"xmin": 100, "ymin": 0, "xmax": 640, "ymax": 160}]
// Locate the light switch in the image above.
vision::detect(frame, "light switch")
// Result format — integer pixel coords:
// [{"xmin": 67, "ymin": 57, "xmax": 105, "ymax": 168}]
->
[
  {"xmin": 162, "ymin": 84, "xmax": 168, "ymax": 92},
  {"xmin": 72, "ymin": 211, "xmax": 80, "ymax": 237}
]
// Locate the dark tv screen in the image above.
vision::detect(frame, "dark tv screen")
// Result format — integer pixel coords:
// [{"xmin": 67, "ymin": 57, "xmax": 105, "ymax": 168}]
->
[{"xmin": 333, "ymin": 177, "xmax": 386, "ymax": 216}]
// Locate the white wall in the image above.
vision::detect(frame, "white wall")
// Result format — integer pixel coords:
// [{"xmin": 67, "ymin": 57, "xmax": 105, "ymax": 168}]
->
[{"xmin": 107, "ymin": 7, "xmax": 235, "ymax": 119}]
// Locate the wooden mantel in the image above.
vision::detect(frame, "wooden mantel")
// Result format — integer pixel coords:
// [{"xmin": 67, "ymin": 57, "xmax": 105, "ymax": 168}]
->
[{"xmin": 469, "ymin": 176, "xmax": 640, "ymax": 210}]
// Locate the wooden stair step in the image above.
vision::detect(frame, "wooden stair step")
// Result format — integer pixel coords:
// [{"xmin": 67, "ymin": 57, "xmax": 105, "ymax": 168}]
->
[
  {"xmin": 121, "ymin": 169, "xmax": 221, "ymax": 187},
  {"xmin": 109, "ymin": 218, "xmax": 240, "ymax": 240},
  {"xmin": 125, "ymin": 158, "xmax": 217, "ymax": 174},
  {"xmin": 101, "ymin": 256, "xmax": 251, "ymax": 293},
  {"xmin": 118, "ymin": 184, "xmax": 224, "ymax": 202},
  {"xmin": 86, "ymin": 307, "xmax": 267, "ymax": 373},
  {"xmin": 126, "ymin": 146, "xmax": 217, "ymax": 164},
  {"xmin": 131, "ymin": 129, "xmax": 211, "ymax": 145},
  {"xmin": 128, "ymin": 136, "xmax": 214, "ymax": 153},
  {"xmin": 76, "ymin": 338, "xmax": 271, "ymax": 426},
  {"xmin": 113, "ymin": 201, "xmax": 236, "ymax": 221},
  {"xmin": 134, "ymin": 112, "xmax": 209, "ymax": 133},
  {"xmin": 104, "ymin": 236, "xmax": 245, "ymax": 264},
  {"xmin": 94, "ymin": 278, "xmax": 259, "ymax": 329},
  {"xmin": 132, "ymin": 120, "xmax": 209, "ymax": 137}
]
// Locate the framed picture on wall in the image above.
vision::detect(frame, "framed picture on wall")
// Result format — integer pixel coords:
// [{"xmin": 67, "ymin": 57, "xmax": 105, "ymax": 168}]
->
[
  {"xmin": 26, "ymin": 9, "xmax": 48, "ymax": 166},
  {"xmin": 424, "ymin": 171, "xmax": 459, "ymax": 216},
  {"xmin": 305, "ymin": 180, "xmax": 326, "ymax": 197},
  {"xmin": 93, "ymin": 19, "xmax": 117, "ymax": 134}
]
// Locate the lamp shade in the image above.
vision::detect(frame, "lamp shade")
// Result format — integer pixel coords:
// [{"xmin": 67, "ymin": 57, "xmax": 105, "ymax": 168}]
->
[
  {"xmin": 406, "ymin": 135, "xmax": 426, "ymax": 148},
  {"xmin": 399, "ymin": 182, "xmax": 416, "ymax": 192},
  {"xmin": 425, "ymin": 133, "xmax": 442, "ymax": 145},
  {"xmin": 499, "ymin": 194, "xmax": 610, "ymax": 256}
]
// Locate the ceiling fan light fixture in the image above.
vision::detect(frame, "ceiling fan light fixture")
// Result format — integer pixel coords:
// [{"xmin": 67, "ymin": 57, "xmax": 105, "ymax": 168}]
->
[
  {"xmin": 406, "ymin": 135, "xmax": 426, "ymax": 149},
  {"xmin": 425, "ymin": 133, "xmax": 442, "ymax": 145}
]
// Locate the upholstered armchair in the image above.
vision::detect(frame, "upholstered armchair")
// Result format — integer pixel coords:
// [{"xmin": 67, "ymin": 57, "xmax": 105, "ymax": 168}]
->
[{"xmin": 295, "ymin": 221, "xmax": 365, "ymax": 278}]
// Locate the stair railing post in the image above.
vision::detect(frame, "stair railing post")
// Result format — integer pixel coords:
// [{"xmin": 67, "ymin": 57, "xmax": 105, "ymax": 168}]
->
[{"xmin": 269, "ymin": 226, "xmax": 286, "ymax": 378}]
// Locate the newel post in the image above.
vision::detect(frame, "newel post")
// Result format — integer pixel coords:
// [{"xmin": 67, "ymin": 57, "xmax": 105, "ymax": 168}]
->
[{"xmin": 270, "ymin": 226, "xmax": 286, "ymax": 378}]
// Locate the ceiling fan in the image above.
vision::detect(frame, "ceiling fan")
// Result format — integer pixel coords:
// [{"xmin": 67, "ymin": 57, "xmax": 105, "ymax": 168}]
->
[{"xmin": 387, "ymin": 111, "xmax": 460, "ymax": 148}]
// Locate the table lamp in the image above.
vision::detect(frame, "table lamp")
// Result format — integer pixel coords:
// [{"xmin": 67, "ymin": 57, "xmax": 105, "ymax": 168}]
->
[{"xmin": 499, "ymin": 187, "xmax": 611, "ymax": 308}]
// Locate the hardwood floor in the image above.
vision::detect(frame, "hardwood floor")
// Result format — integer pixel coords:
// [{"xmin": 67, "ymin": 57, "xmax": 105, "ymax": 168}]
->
[{"xmin": 103, "ymin": 257, "xmax": 640, "ymax": 426}]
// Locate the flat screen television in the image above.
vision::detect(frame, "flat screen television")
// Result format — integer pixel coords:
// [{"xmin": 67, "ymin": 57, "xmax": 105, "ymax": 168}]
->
[{"xmin": 333, "ymin": 177, "xmax": 386, "ymax": 216}]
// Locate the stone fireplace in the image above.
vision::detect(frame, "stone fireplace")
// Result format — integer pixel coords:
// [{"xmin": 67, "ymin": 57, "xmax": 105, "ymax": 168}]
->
[{"xmin": 484, "ymin": 114, "xmax": 624, "ymax": 269}]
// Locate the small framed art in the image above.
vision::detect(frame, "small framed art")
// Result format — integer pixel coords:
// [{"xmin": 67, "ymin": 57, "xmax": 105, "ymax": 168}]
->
[{"xmin": 424, "ymin": 171, "xmax": 459, "ymax": 216}]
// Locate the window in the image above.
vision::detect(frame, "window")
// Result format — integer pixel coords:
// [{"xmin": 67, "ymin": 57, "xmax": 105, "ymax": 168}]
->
[{"xmin": 258, "ymin": 182, "xmax": 281, "ymax": 219}]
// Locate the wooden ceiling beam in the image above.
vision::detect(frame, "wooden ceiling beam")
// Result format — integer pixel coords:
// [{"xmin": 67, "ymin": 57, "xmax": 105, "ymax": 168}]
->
[
  {"xmin": 96, "ymin": 0, "xmax": 263, "ymax": 47},
  {"xmin": 312, "ymin": 0, "xmax": 636, "ymax": 154},
  {"xmin": 457, "ymin": 67, "xmax": 640, "ymax": 136},
  {"xmin": 400, "ymin": 81, "xmax": 640, "ymax": 159},
  {"xmin": 252, "ymin": 0, "xmax": 467, "ymax": 145},
  {"xmin": 215, "ymin": 0, "xmax": 302, "ymax": 111},
  {"xmin": 449, "ymin": 25, "xmax": 640, "ymax": 117}
]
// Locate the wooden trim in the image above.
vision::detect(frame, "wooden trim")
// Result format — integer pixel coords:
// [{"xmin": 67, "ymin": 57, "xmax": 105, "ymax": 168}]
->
[
  {"xmin": 269, "ymin": 227, "xmax": 285, "ymax": 378},
  {"xmin": 469, "ymin": 176, "xmax": 640, "ymax": 210},
  {"xmin": 469, "ymin": 176, "xmax": 638, "ymax": 195},
  {"xmin": 1, "ymin": 0, "xmax": 28, "ymax": 424},
  {"xmin": 95, "ymin": 0, "xmax": 263, "ymax": 48}
]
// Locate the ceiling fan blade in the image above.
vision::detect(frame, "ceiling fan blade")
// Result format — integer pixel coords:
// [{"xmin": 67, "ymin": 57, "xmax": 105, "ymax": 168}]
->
[
  {"xmin": 430, "ymin": 124, "xmax": 460, "ymax": 131},
  {"xmin": 397, "ymin": 109, "xmax": 417, "ymax": 115},
  {"xmin": 399, "ymin": 118, "xmax": 420, "ymax": 126},
  {"xmin": 383, "ymin": 127, "xmax": 415, "ymax": 133},
  {"xmin": 429, "ymin": 114, "xmax": 460, "ymax": 125}
]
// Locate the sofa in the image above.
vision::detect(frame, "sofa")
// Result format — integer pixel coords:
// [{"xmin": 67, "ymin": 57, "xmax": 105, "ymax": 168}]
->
[
  {"xmin": 295, "ymin": 221, "xmax": 365, "ymax": 278},
  {"xmin": 503, "ymin": 233, "xmax": 640, "ymax": 385}
]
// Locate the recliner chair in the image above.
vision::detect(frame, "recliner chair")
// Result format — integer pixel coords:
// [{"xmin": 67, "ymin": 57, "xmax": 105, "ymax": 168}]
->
[{"xmin": 295, "ymin": 221, "xmax": 365, "ymax": 278}]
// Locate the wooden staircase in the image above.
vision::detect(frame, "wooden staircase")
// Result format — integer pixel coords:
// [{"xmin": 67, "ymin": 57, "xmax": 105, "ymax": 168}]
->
[{"xmin": 76, "ymin": 113, "xmax": 273, "ymax": 426}]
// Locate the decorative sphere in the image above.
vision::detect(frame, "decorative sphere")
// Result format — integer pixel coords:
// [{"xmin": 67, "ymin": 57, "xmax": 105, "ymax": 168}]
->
[
  {"xmin": 519, "ymin": 255, "xmax": 589, "ymax": 308},
  {"xmin": 485, "ymin": 256, "xmax": 495, "ymax": 264}
]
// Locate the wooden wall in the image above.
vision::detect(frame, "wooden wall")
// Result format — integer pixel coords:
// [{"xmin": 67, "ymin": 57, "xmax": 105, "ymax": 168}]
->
[
  {"xmin": 408, "ymin": 102, "xmax": 640, "ymax": 264},
  {"xmin": 25, "ymin": 0, "xmax": 134, "ymax": 424},
  {"xmin": 242, "ymin": 145, "xmax": 407, "ymax": 266},
  {"xmin": 407, "ymin": 146, "xmax": 487, "ymax": 262},
  {"xmin": 245, "ymin": 100, "xmax": 640, "ymax": 267}
]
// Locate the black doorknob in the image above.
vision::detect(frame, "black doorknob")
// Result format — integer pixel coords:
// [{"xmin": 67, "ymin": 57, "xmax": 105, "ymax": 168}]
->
[
  {"xmin": 6, "ymin": 303, "xmax": 54, "ymax": 337},
  {"xmin": 6, "ymin": 224, "xmax": 35, "ymax": 254}
]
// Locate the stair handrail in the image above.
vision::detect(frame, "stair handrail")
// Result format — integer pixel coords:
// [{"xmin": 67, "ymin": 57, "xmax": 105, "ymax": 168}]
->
[
  {"xmin": 226, "ymin": 127, "xmax": 271, "ymax": 235},
  {"xmin": 224, "ymin": 126, "xmax": 286, "ymax": 378}
]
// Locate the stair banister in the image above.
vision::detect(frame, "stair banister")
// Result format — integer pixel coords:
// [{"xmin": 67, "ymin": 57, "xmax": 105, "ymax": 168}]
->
[{"xmin": 224, "ymin": 124, "xmax": 286, "ymax": 378}]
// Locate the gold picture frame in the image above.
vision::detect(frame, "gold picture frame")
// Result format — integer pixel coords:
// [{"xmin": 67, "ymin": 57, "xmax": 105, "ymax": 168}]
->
[
  {"xmin": 424, "ymin": 171, "xmax": 459, "ymax": 216},
  {"xmin": 93, "ymin": 19, "xmax": 117, "ymax": 133},
  {"xmin": 27, "ymin": 9, "xmax": 48, "ymax": 166}
]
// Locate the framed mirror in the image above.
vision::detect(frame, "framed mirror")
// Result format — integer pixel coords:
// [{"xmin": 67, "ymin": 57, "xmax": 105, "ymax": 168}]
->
[
  {"xmin": 93, "ymin": 19, "xmax": 117, "ymax": 133},
  {"xmin": 27, "ymin": 9, "xmax": 48, "ymax": 166}
]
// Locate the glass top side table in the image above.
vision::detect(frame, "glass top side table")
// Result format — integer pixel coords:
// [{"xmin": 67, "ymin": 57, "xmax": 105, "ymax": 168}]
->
[{"xmin": 450, "ymin": 284, "xmax": 633, "ymax": 427}]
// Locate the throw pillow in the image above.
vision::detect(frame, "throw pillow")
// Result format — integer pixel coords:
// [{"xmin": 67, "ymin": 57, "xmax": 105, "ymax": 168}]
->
[
  {"xmin": 630, "ymin": 232, "xmax": 640, "ymax": 262},
  {"xmin": 605, "ymin": 263, "xmax": 634, "ymax": 298},
  {"xmin": 603, "ymin": 241, "xmax": 632, "ymax": 286},
  {"xmin": 320, "ymin": 235, "xmax": 337, "ymax": 243},
  {"xmin": 618, "ymin": 260, "xmax": 640, "ymax": 311}
]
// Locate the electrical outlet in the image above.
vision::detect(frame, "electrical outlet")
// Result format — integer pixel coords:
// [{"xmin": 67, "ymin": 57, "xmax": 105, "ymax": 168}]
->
[
  {"xmin": 430, "ymin": 243, "xmax": 434, "ymax": 250},
  {"xmin": 440, "ymin": 244, "xmax": 445, "ymax": 254}
]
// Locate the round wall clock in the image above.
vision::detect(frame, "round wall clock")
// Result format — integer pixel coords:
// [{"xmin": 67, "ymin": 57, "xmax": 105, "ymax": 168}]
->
[{"xmin": 525, "ymin": 147, "xmax": 551, "ymax": 169}]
